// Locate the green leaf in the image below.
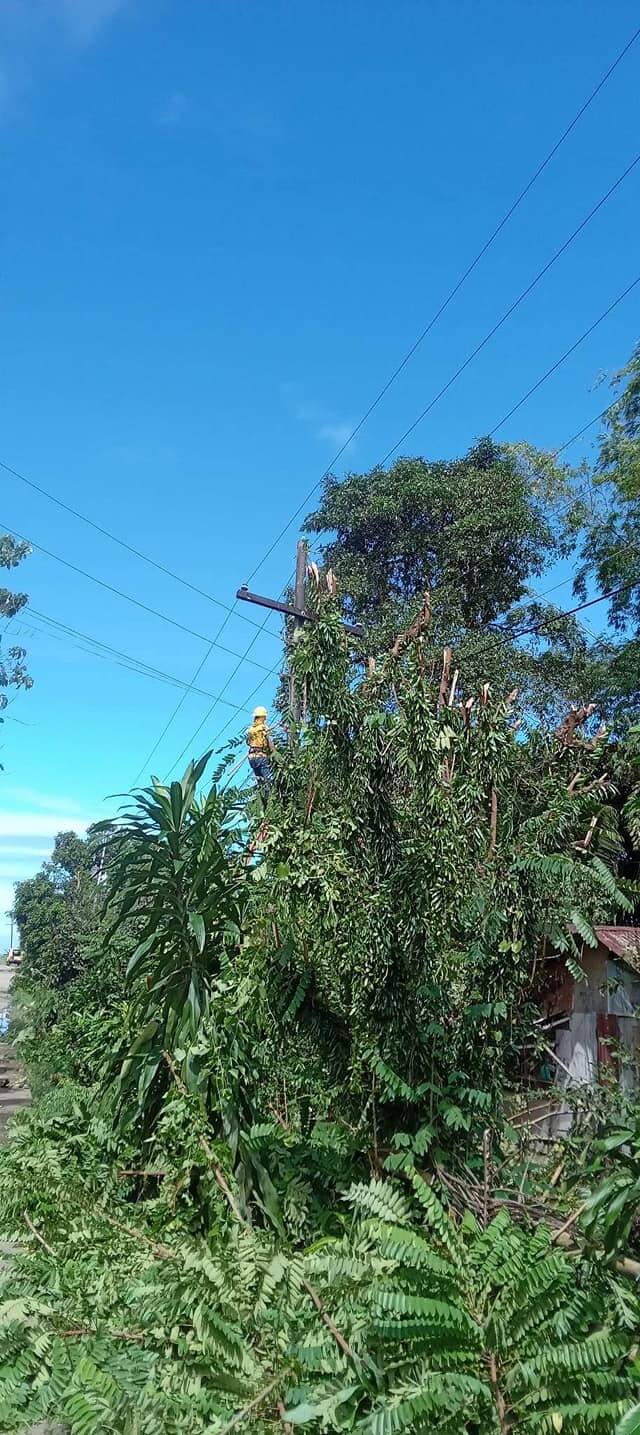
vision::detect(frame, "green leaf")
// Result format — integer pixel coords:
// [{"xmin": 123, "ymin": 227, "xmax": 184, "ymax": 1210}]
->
[
  {"xmin": 570, "ymin": 909, "xmax": 598, "ymax": 948},
  {"xmin": 189, "ymin": 912, "xmax": 206, "ymax": 952},
  {"xmin": 284, "ymin": 1403, "xmax": 325, "ymax": 1425},
  {"xmin": 617, "ymin": 1407, "xmax": 640, "ymax": 1435},
  {"xmin": 125, "ymin": 933, "xmax": 156, "ymax": 978}
]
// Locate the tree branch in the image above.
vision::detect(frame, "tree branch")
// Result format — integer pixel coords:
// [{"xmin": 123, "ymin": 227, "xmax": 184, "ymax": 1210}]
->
[{"xmin": 23, "ymin": 1212, "xmax": 55, "ymax": 1258}]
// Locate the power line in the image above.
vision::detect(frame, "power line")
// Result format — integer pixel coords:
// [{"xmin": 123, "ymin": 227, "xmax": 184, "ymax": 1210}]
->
[
  {"xmin": 131, "ymin": 561, "xmax": 294, "ymax": 784},
  {"xmin": 488, "ymin": 273, "xmax": 640, "ymax": 439},
  {"xmin": 0, "ymin": 456, "xmax": 279, "ymax": 639},
  {"xmin": 183, "ymin": 581, "xmax": 640, "ymax": 781},
  {"xmin": 166, "ymin": 653, "xmax": 282, "ymax": 780},
  {"xmin": 193, "ymin": 155, "xmax": 640, "ymax": 748},
  {"xmin": 131, "ymin": 592, "xmax": 285, "ymax": 784},
  {"xmin": 0, "ymin": 520, "xmax": 278, "ymax": 678},
  {"xmin": 134, "ymin": 32, "xmax": 640, "ymax": 775},
  {"xmin": 201, "ymin": 420, "xmax": 639, "ymax": 762},
  {"xmin": 239, "ymin": 25, "xmax": 640, "ymax": 589},
  {"xmin": 157, "ymin": 594, "xmax": 288, "ymax": 783},
  {"xmin": 499, "ymin": 578, "xmax": 639, "ymax": 642},
  {"xmin": 15, "ymin": 606, "xmax": 257, "ymax": 715},
  {"xmin": 169, "ymin": 294, "xmax": 637, "ymax": 774},
  {"xmin": 176, "ymin": 262, "xmax": 640, "ymax": 767},
  {"xmin": 376, "ymin": 155, "xmax": 640, "ymax": 467},
  {"xmin": 552, "ymin": 400, "xmax": 618, "ymax": 459}
]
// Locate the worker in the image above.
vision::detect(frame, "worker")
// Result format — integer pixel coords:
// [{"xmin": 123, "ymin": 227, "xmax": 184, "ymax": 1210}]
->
[{"xmin": 246, "ymin": 705, "xmax": 274, "ymax": 804}]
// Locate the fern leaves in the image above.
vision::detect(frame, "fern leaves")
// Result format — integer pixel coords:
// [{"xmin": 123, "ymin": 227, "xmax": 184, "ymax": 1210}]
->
[{"xmin": 284, "ymin": 1181, "xmax": 640, "ymax": 1433}]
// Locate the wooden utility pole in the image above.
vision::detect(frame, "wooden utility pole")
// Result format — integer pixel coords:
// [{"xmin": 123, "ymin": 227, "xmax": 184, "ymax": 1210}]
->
[
  {"xmin": 289, "ymin": 539, "xmax": 308, "ymax": 719},
  {"xmin": 236, "ymin": 539, "xmax": 363, "ymax": 721}
]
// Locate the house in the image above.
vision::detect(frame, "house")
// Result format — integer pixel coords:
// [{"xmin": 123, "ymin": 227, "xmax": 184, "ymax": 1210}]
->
[{"xmin": 527, "ymin": 927, "xmax": 640, "ymax": 1136}]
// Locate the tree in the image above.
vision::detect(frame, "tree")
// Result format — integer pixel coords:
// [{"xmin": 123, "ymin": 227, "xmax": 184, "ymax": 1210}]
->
[
  {"xmin": 575, "ymin": 345, "xmax": 640, "ymax": 722},
  {"xmin": 303, "ymin": 439, "xmax": 595, "ymax": 720},
  {"xmin": 241, "ymin": 578, "xmax": 635, "ymax": 1158},
  {"xmin": 12, "ymin": 829, "xmax": 131, "ymax": 1084},
  {"xmin": 14, "ymin": 830, "xmax": 98, "ymax": 991},
  {"xmin": 0, "ymin": 534, "xmax": 32, "ymax": 733}
]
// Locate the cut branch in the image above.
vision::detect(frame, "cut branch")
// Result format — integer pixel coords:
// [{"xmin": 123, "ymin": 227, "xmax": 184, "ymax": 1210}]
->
[
  {"xmin": 24, "ymin": 1212, "xmax": 55, "ymax": 1258},
  {"xmin": 104, "ymin": 1214, "xmax": 177, "ymax": 1262},
  {"xmin": 219, "ymin": 1377, "xmax": 281, "ymax": 1433},
  {"xmin": 391, "ymin": 592, "xmax": 432, "ymax": 659},
  {"xmin": 302, "ymin": 1279, "xmax": 357, "ymax": 1362},
  {"xmin": 438, "ymin": 646, "xmax": 452, "ymax": 709}
]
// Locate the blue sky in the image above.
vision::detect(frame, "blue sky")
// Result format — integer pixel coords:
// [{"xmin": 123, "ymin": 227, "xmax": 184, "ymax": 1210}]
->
[{"xmin": 1, "ymin": 0, "xmax": 640, "ymax": 944}]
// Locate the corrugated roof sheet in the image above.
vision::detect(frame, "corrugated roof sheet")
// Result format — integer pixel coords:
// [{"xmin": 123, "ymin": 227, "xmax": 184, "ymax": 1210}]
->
[{"xmin": 595, "ymin": 926, "xmax": 640, "ymax": 973}]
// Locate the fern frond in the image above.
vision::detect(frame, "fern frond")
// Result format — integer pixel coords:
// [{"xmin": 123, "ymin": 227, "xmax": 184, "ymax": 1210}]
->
[{"xmin": 346, "ymin": 1181, "xmax": 411, "ymax": 1227}]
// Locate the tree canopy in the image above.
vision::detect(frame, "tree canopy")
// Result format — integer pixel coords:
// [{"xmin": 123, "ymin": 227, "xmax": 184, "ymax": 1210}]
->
[
  {"xmin": 574, "ymin": 346, "xmax": 640, "ymax": 722},
  {"xmin": 302, "ymin": 438, "xmax": 599, "ymax": 720}
]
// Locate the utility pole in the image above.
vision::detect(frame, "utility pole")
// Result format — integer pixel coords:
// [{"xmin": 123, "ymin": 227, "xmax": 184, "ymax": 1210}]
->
[
  {"xmin": 236, "ymin": 539, "xmax": 363, "ymax": 722},
  {"xmin": 289, "ymin": 539, "xmax": 308, "ymax": 720}
]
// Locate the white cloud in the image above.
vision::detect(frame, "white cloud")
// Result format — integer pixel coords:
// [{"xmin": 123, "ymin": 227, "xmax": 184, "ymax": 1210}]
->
[
  {"xmin": 0, "ymin": 845, "xmax": 51, "ymax": 860},
  {"xmin": 0, "ymin": 814, "xmax": 91, "ymax": 838},
  {"xmin": 2, "ymin": 784, "xmax": 87, "ymax": 814},
  {"xmin": 49, "ymin": 0, "xmax": 130, "ymax": 45},
  {"xmin": 281, "ymin": 385, "xmax": 355, "ymax": 454},
  {"xmin": 0, "ymin": 0, "xmax": 130, "ymax": 118},
  {"xmin": 316, "ymin": 421, "xmax": 353, "ymax": 448}
]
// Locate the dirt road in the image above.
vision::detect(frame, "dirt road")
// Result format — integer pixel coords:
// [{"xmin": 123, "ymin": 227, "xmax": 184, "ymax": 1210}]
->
[{"xmin": 0, "ymin": 964, "xmax": 31, "ymax": 1138}]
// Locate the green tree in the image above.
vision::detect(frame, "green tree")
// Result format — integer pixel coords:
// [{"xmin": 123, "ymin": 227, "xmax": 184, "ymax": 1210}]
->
[
  {"xmin": 12, "ymin": 830, "xmax": 129, "ymax": 1085},
  {"xmin": 0, "ymin": 534, "xmax": 32, "ymax": 729},
  {"xmin": 575, "ymin": 345, "xmax": 640, "ymax": 720},
  {"xmin": 14, "ymin": 830, "xmax": 98, "ymax": 991},
  {"xmin": 244, "ymin": 578, "xmax": 636, "ymax": 1156},
  {"xmin": 303, "ymin": 439, "xmax": 594, "ymax": 719}
]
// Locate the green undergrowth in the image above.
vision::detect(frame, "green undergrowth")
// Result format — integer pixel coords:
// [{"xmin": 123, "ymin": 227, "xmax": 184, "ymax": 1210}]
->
[
  {"xmin": 1, "ymin": 1086, "xmax": 640, "ymax": 1434},
  {"xmin": 3, "ymin": 589, "xmax": 640, "ymax": 1431}
]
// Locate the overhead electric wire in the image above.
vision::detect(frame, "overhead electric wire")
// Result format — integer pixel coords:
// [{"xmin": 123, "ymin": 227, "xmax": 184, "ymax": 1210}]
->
[
  {"xmin": 487, "ymin": 273, "xmax": 640, "ymax": 440},
  {"xmin": 238, "ymin": 25, "xmax": 640, "ymax": 589},
  {"xmin": 496, "ymin": 579, "xmax": 639, "ymax": 642},
  {"xmin": 375, "ymin": 155, "xmax": 640, "ymax": 468},
  {"xmin": 0, "ymin": 519, "xmax": 277, "ymax": 678},
  {"xmin": 173, "ymin": 253, "xmax": 640, "ymax": 772},
  {"xmin": 156, "ymin": 586, "xmax": 291, "ymax": 783},
  {"xmin": 197, "ymin": 580, "xmax": 640, "ymax": 778},
  {"xmin": 0, "ymin": 456, "xmax": 279, "ymax": 639},
  {"xmin": 130, "ymin": 591, "xmax": 287, "ymax": 784},
  {"xmin": 133, "ymin": 29, "xmax": 640, "ymax": 777},
  {"xmin": 202, "ymin": 410, "xmax": 640, "ymax": 760},
  {"xmin": 166, "ymin": 654, "xmax": 283, "ymax": 780},
  {"xmin": 552, "ymin": 399, "xmax": 620, "ymax": 460},
  {"xmin": 14, "ymin": 606, "xmax": 257, "ymax": 715}
]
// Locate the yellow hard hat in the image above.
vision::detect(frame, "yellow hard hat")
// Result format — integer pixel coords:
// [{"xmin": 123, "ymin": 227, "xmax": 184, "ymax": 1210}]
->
[{"xmin": 253, "ymin": 705, "xmax": 268, "ymax": 719}]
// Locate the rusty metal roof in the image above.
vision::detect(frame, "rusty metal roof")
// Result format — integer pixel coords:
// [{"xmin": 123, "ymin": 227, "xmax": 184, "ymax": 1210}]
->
[{"xmin": 595, "ymin": 926, "xmax": 640, "ymax": 972}]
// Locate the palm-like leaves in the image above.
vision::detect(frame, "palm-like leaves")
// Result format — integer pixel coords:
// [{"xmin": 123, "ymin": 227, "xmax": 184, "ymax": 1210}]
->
[{"xmin": 100, "ymin": 755, "xmax": 246, "ymax": 1123}]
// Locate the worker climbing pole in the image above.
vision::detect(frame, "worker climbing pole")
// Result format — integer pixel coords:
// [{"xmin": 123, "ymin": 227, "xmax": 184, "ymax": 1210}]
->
[{"xmin": 245, "ymin": 703, "xmax": 274, "ymax": 808}]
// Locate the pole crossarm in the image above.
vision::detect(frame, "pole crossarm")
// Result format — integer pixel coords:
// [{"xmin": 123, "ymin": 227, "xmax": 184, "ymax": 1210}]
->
[{"xmin": 236, "ymin": 585, "xmax": 364, "ymax": 639}]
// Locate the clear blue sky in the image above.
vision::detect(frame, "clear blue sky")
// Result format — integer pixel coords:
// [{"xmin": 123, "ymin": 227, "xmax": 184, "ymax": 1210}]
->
[{"xmin": 1, "ymin": 0, "xmax": 639, "ymax": 942}]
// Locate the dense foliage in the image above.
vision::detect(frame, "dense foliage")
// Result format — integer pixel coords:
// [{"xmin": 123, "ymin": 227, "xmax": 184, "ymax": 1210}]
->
[
  {"xmin": 574, "ymin": 346, "xmax": 640, "ymax": 724},
  {"xmin": 2, "ymin": 582, "xmax": 639, "ymax": 1430},
  {"xmin": 2, "ymin": 419, "xmax": 640, "ymax": 1429},
  {"xmin": 12, "ymin": 830, "xmax": 129, "ymax": 1089},
  {"xmin": 301, "ymin": 440, "xmax": 601, "ymax": 719}
]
